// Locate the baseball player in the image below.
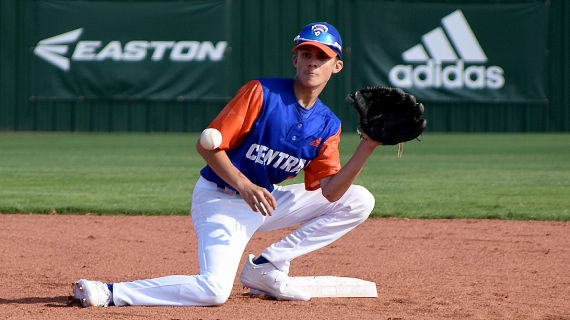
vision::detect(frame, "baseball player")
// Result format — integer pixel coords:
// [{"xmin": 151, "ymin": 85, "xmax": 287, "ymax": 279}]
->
[{"xmin": 72, "ymin": 21, "xmax": 380, "ymax": 307}]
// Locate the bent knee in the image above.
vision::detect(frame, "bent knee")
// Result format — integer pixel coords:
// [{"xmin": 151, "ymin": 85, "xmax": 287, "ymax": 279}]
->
[
  {"xmin": 344, "ymin": 185, "xmax": 375, "ymax": 220},
  {"xmin": 204, "ymin": 285, "xmax": 231, "ymax": 306},
  {"xmin": 194, "ymin": 275, "xmax": 232, "ymax": 306},
  {"xmin": 204, "ymin": 292, "xmax": 229, "ymax": 306}
]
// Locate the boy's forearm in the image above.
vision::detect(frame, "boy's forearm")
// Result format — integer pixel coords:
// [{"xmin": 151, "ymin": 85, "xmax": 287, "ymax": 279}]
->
[
  {"xmin": 196, "ymin": 140, "xmax": 277, "ymax": 216},
  {"xmin": 320, "ymin": 139, "xmax": 379, "ymax": 202},
  {"xmin": 196, "ymin": 141, "xmax": 251, "ymax": 191}
]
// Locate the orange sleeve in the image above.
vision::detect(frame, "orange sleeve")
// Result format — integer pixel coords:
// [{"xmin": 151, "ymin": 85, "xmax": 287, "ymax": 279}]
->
[
  {"xmin": 304, "ymin": 126, "xmax": 342, "ymax": 190},
  {"xmin": 209, "ymin": 80, "xmax": 264, "ymax": 150}
]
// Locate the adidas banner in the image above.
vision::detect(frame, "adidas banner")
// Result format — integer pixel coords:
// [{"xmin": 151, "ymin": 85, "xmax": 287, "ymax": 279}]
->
[
  {"xmin": 32, "ymin": 1, "xmax": 228, "ymax": 100},
  {"xmin": 353, "ymin": 2, "xmax": 549, "ymax": 103}
]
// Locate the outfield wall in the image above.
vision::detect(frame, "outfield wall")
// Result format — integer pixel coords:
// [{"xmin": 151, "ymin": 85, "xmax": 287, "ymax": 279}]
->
[{"xmin": 0, "ymin": 0, "xmax": 568, "ymax": 133}]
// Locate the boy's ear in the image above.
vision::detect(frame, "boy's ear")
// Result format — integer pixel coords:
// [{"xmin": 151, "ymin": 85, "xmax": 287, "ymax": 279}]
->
[
  {"xmin": 292, "ymin": 53, "xmax": 298, "ymax": 67},
  {"xmin": 332, "ymin": 59, "xmax": 344, "ymax": 74}
]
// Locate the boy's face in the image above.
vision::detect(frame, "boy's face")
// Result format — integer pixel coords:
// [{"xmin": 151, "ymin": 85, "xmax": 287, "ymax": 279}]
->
[{"xmin": 293, "ymin": 46, "xmax": 343, "ymax": 89}]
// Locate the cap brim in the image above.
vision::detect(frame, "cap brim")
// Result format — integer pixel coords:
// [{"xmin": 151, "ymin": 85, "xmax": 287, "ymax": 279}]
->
[{"xmin": 292, "ymin": 41, "xmax": 337, "ymax": 58}]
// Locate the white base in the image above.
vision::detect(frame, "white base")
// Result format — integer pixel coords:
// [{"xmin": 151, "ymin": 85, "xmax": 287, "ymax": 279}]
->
[{"xmin": 250, "ymin": 276, "xmax": 378, "ymax": 298}]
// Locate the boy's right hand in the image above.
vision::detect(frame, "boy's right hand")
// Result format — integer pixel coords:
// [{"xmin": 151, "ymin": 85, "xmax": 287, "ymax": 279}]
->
[{"xmin": 237, "ymin": 182, "xmax": 276, "ymax": 216}]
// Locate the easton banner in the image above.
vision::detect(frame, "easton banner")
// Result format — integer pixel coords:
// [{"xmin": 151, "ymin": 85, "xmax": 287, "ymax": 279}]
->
[
  {"xmin": 352, "ymin": 2, "xmax": 549, "ymax": 102},
  {"xmin": 32, "ymin": 1, "xmax": 228, "ymax": 100}
]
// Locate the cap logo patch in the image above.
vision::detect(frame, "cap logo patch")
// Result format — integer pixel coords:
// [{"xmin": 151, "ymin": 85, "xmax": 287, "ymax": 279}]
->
[{"xmin": 311, "ymin": 24, "xmax": 328, "ymax": 37}]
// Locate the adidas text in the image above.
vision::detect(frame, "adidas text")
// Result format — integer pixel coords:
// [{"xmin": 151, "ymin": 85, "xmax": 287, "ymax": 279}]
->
[
  {"xmin": 389, "ymin": 60, "xmax": 505, "ymax": 89},
  {"xmin": 389, "ymin": 10, "xmax": 506, "ymax": 90}
]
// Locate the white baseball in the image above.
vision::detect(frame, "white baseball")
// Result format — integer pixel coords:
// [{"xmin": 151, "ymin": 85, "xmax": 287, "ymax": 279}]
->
[{"xmin": 199, "ymin": 128, "xmax": 222, "ymax": 150}]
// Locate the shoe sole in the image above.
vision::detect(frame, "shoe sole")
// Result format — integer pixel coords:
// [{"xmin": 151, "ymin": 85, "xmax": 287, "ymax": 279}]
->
[
  {"xmin": 249, "ymin": 288, "xmax": 291, "ymax": 301},
  {"xmin": 248, "ymin": 288, "xmax": 288, "ymax": 301},
  {"xmin": 245, "ymin": 286, "xmax": 307, "ymax": 301}
]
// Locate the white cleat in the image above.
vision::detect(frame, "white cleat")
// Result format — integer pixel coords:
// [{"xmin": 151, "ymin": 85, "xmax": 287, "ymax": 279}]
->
[
  {"xmin": 239, "ymin": 254, "xmax": 311, "ymax": 301},
  {"xmin": 72, "ymin": 279, "xmax": 113, "ymax": 307}
]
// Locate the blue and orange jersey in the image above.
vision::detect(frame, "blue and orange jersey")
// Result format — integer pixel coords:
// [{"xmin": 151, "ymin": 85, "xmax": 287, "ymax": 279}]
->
[{"xmin": 200, "ymin": 78, "xmax": 341, "ymax": 192}]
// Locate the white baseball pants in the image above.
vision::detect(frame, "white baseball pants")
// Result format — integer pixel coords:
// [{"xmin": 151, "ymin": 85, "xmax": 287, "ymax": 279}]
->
[{"xmin": 112, "ymin": 176, "xmax": 374, "ymax": 306}]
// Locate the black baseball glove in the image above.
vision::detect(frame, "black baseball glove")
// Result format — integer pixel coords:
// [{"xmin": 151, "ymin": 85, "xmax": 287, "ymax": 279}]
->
[{"xmin": 347, "ymin": 87, "xmax": 427, "ymax": 145}]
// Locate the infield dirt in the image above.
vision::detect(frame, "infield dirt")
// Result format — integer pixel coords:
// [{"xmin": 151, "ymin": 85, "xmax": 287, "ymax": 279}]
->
[{"xmin": 0, "ymin": 215, "xmax": 568, "ymax": 319}]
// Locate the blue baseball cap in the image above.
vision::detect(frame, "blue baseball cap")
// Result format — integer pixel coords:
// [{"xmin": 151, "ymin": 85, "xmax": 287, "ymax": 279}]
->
[{"xmin": 292, "ymin": 22, "xmax": 342, "ymax": 59}]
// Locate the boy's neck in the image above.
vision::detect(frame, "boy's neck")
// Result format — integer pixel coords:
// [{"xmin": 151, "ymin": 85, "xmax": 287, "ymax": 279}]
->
[{"xmin": 293, "ymin": 78, "xmax": 325, "ymax": 109}]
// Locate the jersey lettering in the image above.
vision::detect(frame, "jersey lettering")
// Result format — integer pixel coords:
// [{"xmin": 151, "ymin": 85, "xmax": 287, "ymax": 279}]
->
[
  {"xmin": 255, "ymin": 145, "xmax": 269, "ymax": 165},
  {"xmin": 263, "ymin": 149, "xmax": 280, "ymax": 166},
  {"xmin": 245, "ymin": 143, "xmax": 307, "ymax": 173},
  {"xmin": 245, "ymin": 144, "xmax": 259, "ymax": 161},
  {"xmin": 279, "ymin": 156, "xmax": 298, "ymax": 172},
  {"xmin": 272, "ymin": 152, "xmax": 289, "ymax": 169},
  {"xmin": 292, "ymin": 159, "xmax": 306, "ymax": 174}
]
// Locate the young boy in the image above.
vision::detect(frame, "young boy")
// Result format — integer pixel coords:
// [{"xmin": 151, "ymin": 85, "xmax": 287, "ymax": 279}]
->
[{"xmin": 72, "ymin": 21, "xmax": 381, "ymax": 307}]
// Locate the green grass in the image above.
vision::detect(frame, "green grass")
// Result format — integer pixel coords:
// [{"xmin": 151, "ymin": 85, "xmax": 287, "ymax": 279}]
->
[{"xmin": 0, "ymin": 133, "xmax": 568, "ymax": 220}]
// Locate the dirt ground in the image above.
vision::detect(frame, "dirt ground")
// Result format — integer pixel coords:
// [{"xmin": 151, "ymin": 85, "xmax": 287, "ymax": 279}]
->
[{"xmin": 0, "ymin": 214, "xmax": 568, "ymax": 320}]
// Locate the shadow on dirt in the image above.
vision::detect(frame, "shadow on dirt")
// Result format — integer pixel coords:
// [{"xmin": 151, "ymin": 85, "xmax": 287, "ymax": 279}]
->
[{"xmin": 0, "ymin": 296, "xmax": 79, "ymax": 307}]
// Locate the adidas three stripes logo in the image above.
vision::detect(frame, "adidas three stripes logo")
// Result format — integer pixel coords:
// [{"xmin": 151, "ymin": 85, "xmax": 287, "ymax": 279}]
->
[{"xmin": 389, "ymin": 10, "xmax": 505, "ymax": 90}]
